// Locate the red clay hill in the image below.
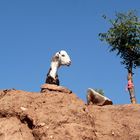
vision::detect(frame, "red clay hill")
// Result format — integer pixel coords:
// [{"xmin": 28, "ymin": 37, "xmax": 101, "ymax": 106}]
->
[{"xmin": 0, "ymin": 85, "xmax": 139, "ymax": 140}]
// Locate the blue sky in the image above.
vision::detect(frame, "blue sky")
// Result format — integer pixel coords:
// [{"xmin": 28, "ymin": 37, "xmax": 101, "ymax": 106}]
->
[{"xmin": 0, "ymin": 0, "xmax": 140, "ymax": 104}]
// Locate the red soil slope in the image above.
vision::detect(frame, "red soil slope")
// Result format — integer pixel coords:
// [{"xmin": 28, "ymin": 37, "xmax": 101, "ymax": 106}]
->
[{"xmin": 0, "ymin": 89, "xmax": 139, "ymax": 140}]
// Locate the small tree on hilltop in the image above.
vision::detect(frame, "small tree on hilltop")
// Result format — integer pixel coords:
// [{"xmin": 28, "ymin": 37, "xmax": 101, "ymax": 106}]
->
[
  {"xmin": 99, "ymin": 11, "xmax": 140, "ymax": 104},
  {"xmin": 95, "ymin": 89, "xmax": 104, "ymax": 96}
]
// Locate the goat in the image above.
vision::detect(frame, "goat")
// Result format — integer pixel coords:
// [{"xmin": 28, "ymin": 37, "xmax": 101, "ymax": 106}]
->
[
  {"xmin": 45, "ymin": 50, "xmax": 71, "ymax": 86},
  {"xmin": 86, "ymin": 88, "xmax": 113, "ymax": 106}
]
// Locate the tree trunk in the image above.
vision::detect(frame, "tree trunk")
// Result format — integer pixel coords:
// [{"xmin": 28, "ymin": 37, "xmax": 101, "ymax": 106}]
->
[{"xmin": 127, "ymin": 68, "xmax": 137, "ymax": 104}]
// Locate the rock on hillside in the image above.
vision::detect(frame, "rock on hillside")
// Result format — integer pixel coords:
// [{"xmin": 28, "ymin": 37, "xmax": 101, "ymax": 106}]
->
[{"xmin": 0, "ymin": 89, "xmax": 139, "ymax": 140}]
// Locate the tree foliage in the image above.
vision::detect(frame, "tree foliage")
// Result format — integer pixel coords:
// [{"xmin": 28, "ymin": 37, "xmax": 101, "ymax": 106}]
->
[
  {"xmin": 99, "ymin": 11, "xmax": 140, "ymax": 70},
  {"xmin": 95, "ymin": 89, "xmax": 104, "ymax": 96}
]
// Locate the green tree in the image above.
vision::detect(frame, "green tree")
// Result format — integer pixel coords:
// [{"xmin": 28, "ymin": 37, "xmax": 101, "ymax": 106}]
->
[
  {"xmin": 95, "ymin": 89, "xmax": 104, "ymax": 96},
  {"xmin": 99, "ymin": 11, "xmax": 140, "ymax": 104}
]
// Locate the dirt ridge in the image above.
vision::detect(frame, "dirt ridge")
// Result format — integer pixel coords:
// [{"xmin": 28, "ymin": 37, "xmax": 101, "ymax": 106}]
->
[{"xmin": 0, "ymin": 89, "xmax": 139, "ymax": 140}]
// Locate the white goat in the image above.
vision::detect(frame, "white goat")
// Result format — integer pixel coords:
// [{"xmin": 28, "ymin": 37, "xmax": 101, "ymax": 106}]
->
[
  {"xmin": 45, "ymin": 50, "xmax": 71, "ymax": 85},
  {"xmin": 86, "ymin": 88, "xmax": 113, "ymax": 106}
]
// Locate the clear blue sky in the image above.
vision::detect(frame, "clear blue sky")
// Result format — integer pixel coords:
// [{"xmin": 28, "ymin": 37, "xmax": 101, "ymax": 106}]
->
[{"xmin": 0, "ymin": 0, "xmax": 140, "ymax": 104}]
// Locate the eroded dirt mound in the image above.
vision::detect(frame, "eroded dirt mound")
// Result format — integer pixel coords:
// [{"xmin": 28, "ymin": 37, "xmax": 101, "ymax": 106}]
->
[{"xmin": 0, "ymin": 89, "xmax": 139, "ymax": 140}]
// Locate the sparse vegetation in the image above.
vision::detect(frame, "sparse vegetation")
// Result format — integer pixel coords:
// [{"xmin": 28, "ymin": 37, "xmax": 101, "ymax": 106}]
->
[
  {"xmin": 95, "ymin": 89, "xmax": 105, "ymax": 96},
  {"xmin": 99, "ymin": 10, "xmax": 140, "ymax": 104}
]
